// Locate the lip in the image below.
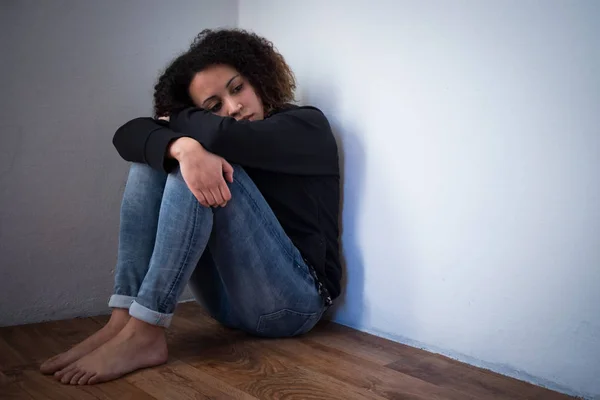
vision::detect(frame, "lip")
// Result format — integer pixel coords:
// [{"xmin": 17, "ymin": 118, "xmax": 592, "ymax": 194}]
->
[{"xmin": 241, "ymin": 114, "xmax": 254, "ymax": 121}]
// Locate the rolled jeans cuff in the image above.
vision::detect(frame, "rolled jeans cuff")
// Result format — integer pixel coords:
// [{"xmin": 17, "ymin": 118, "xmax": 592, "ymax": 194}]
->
[
  {"xmin": 108, "ymin": 294, "xmax": 135, "ymax": 309},
  {"xmin": 129, "ymin": 300, "xmax": 173, "ymax": 328},
  {"xmin": 108, "ymin": 295, "xmax": 173, "ymax": 328}
]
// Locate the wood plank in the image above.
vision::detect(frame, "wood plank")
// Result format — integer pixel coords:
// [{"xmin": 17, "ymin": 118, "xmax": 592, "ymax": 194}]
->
[
  {"xmin": 0, "ymin": 384, "xmax": 35, "ymax": 400},
  {"xmin": 0, "ymin": 371, "xmax": 34, "ymax": 400},
  {"xmin": 237, "ymin": 365, "xmax": 387, "ymax": 400},
  {"xmin": 0, "ymin": 328, "xmax": 55, "ymax": 372},
  {"xmin": 0, "ymin": 336, "xmax": 32, "ymax": 370},
  {"xmin": 306, "ymin": 321, "xmax": 410, "ymax": 365},
  {"xmin": 269, "ymin": 337, "xmax": 476, "ymax": 400},
  {"xmin": 185, "ymin": 338, "xmax": 292, "ymax": 387},
  {"xmin": 166, "ymin": 310, "xmax": 245, "ymax": 362},
  {"xmin": 386, "ymin": 351, "xmax": 576, "ymax": 400},
  {"xmin": 1, "ymin": 369, "xmax": 22, "ymax": 386},
  {"xmin": 186, "ymin": 334, "xmax": 441, "ymax": 400},
  {"xmin": 79, "ymin": 379, "xmax": 157, "ymax": 400},
  {"xmin": 170, "ymin": 305, "xmax": 306, "ymax": 389},
  {"xmin": 0, "ymin": 318, "xmax": 102, "ymax": 369},
  {"xmin": 2, "ymin": 365, "xmax": 154, "ymax": 400},
  {"xmin": 307, "ymin": 321, "xmax": 576, "ymax": 400},
  {"xmin": 1, "ymin": 370, "xmax": 13, "ymax": 384},
  {"xmin": 172, "ymin": 305, "xmax": 397, "ymax": 396},
  {"xmin": 18, "ymin": 370, "xmax": 98, "ymax": 400},
  {"xmin": 127, "ymin": 360, "xmax": 257, "ymax": 399}
]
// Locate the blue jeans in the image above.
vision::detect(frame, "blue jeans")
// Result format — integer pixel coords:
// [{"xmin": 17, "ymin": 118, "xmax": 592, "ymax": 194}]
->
[{"xmin": 108, "ymin": 163, "xmax": 325, "ymax": 337}]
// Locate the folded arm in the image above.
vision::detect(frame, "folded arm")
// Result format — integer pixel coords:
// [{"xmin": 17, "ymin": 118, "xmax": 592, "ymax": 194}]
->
[{"xmin": 112, "ymin": 106, "xmax": 339, "ymax": 176}]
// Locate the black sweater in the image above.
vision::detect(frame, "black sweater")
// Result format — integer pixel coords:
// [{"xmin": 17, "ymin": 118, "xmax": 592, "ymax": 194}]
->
[{"xmin": 112, "ymin": 104, "xmax": 342, "ymax": 300}]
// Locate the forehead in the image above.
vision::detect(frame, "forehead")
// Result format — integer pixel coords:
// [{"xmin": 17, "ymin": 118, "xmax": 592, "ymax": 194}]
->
[{"xmin": 189, "ymin": 64, "xmax": 240, "ymax": 98}]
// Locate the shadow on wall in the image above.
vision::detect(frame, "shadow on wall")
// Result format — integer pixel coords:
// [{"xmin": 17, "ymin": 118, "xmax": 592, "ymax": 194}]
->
[{"xmin": 300, "ymin": 83, "xmax": 369, "ymax": 327}]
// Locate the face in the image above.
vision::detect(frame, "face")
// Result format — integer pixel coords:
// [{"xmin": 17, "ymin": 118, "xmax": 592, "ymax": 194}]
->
[{"xmin": 188, "ymin": 64, "xmax": 265, "ymax": 121}]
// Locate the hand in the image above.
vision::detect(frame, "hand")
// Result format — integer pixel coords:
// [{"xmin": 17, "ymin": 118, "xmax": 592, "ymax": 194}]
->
[{"xmin": 169, "ymin": 138, "xmax": 234, "ymax": 207}]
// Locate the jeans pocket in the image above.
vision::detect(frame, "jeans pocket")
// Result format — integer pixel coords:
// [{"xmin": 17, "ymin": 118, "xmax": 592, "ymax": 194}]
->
[{"xmin": 256, "ymin": 308, "xmax": 321, "ymax": 338}]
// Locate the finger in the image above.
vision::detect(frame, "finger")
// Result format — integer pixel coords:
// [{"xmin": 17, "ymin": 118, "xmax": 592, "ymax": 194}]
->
[
  {"xmin": 210, "ymin": 187, "xmax": 224, "ymax": 207},
  {"xmin": 194, "ymin": 190, "xmax": 209, "ymax": 208},
  {"xmin": 218, "ymin": 186, "xmax": 228, "ymax": 207},
  {"xmin": 219, "ymin": 182, "xmax": 232, "ymax": 207},
  {"xmin": 219, "ymin": 177, "xmax": 232, "ymax": 205},
  {"xmin": 215, "ymin": 185, "xmax": 227, "ymax": 208},
  {"xmin": 203, "ymin": 189, "xmax": 217, "ymax": 207},
  {"xmin": 222, "ymin": 160, "xmax": 234, "ymax": 183}
]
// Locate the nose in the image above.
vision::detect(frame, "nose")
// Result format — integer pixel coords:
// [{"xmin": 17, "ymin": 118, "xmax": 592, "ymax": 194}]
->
[{"xmin": 226, "ymin": 98, "xmax": 243, "ymax": 118}]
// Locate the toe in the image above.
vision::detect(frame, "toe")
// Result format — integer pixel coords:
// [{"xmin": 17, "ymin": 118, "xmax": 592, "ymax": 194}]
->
[
  {"xmin": 60, "ymin": 366, "xmax": 79, "ymax": 384},
  {"xmin": 40, "ymin": 355, "xmax": 59, "ymax": 373},
  {"xmin": 82, "ymin": 372, "xmax": 98, "ymax": 385},
  {"xmin": 54, "ymin": 363, "xmax": 74, "ymax": 380},
  {"xmin": 70, "ymin": 370, "xmax": 86, "ymax": 385},
  {"xmin": 41, "ymin": 354, "xmax": 58, "ymax": 365},
  {"xmin": 53, "ymin": 370, "xmax": 63, "ymax": 380},
  {"xmin": 77, "ymin": 371, "xmax": 93, "ymax": 385}
]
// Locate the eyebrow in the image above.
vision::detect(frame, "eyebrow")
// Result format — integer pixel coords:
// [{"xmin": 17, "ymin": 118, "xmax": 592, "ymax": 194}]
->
[{"xmin": 201, "ymin": 74, "xmax": 240, "ymax": 106}]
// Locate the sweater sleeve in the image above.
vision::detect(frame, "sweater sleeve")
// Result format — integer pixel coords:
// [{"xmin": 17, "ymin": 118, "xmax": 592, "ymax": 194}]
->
[
  {"xmin": 112, "ymin": 106, "xmax": 339, "ymax": 175},
  {"xmin": 112, "ymin": 117, "xmax": 181, "ymax": 171},
  {"xmin": 163, "ymin": 106, "xmax": 338, "ymax": 175}
]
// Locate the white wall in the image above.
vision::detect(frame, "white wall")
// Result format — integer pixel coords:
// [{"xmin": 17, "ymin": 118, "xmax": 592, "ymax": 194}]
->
[
  {"xmin": 0, "ymin": 0, "xmax": 237, "ymax": 326},
  {"xmin": 239, "ymin": 1, "xmax": 600, "ymax": 398}
]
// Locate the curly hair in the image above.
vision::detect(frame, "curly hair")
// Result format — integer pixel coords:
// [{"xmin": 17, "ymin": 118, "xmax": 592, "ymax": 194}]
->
[{"xmin": 153, "ymin": 28, "xmax": 296, "ymax": 118}]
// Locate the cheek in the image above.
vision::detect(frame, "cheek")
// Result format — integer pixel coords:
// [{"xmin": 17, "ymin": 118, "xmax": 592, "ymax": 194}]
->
[
  {"xmin": 250, "ymin": 92, "xmax": 263, "ymax": 112},
  {"xmin": 241, "ymin": 85, "xmax": 258, "ymax": 105}
]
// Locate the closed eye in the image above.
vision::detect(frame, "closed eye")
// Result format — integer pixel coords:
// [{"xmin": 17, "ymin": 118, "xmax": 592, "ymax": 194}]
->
[
  {"xmin": 232, "ymin": 84, "xmax": 243, "ymax": 94},
  {"xmin": 210, "ymin": 102, "xmax": 222, "ymax": 113}
]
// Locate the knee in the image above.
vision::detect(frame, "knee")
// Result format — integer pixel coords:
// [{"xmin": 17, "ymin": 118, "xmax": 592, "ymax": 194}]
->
[
  {"xmin": 225, "ymin": 164, "xmax": 258, "ymax": 199},
  {"xmin": 230, "ymin": 164, "xmax": 251, "ymax": 186},
  {"xmin": 127, "ymin": 163, "xmax": 165, "ymax": 182},
  {"xmin": 163, "ymin": 166, "xmax": 195, "ymax": 194},
  {"xmin": 123, "ymin": 163, "xmax": 167, "ymax": 197}
]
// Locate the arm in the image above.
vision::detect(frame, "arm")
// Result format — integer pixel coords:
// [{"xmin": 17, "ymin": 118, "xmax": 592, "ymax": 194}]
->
[
  {"xmin": 113, "ymin": 117, "xmax": 235, "ymax": 207},
  {"xmin": 112, "ymin": 106, "xmax": 339, "ymax": 175},
  {"xmin": 166, "ymin": 105, "xmax": 339, "ymax": 175},
  {"xmin": 112, "ymin": 117, "xmax": 180, "ymax": 171}
]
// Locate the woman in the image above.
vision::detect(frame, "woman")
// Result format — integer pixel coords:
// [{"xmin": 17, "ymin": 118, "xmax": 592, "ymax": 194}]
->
[{"xmin": 40, "ymin": 28, "xmax": 342, "ymax": 385}]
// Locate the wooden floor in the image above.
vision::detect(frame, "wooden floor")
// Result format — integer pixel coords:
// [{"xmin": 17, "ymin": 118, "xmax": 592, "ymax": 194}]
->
[{"xmin": 0, "ymin": 302, "xmax": 576, "ymax": 400}]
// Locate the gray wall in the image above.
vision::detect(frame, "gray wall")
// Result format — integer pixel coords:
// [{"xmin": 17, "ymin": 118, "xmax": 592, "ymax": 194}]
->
[{"xmin": 0, "ymin": 0, "xmax": 238, "ymax": 326}]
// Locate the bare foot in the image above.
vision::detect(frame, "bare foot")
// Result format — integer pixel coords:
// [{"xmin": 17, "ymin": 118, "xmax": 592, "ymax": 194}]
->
[
  {"xmin": 40, "ymin": 309, "xmax": 130, "ymax": 375},
  {"xmin": 54, "ymin": 317, "xmax": 168, "ymax": 385}
]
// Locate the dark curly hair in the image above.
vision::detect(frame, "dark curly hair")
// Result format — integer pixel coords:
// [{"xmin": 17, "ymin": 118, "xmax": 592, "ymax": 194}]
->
[{"xmin": 153, "ymin": 28, "xmax": 296, "ymax": 118}]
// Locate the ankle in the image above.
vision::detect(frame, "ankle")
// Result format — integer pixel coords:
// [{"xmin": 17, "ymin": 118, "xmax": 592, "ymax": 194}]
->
[
  {"xmin": 122, "ymin": 318, "xmax": 166, "ymax": 340},
  {"xmin": 105, "ymin": 309, "xmax": 130, "ymax": 330}
]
